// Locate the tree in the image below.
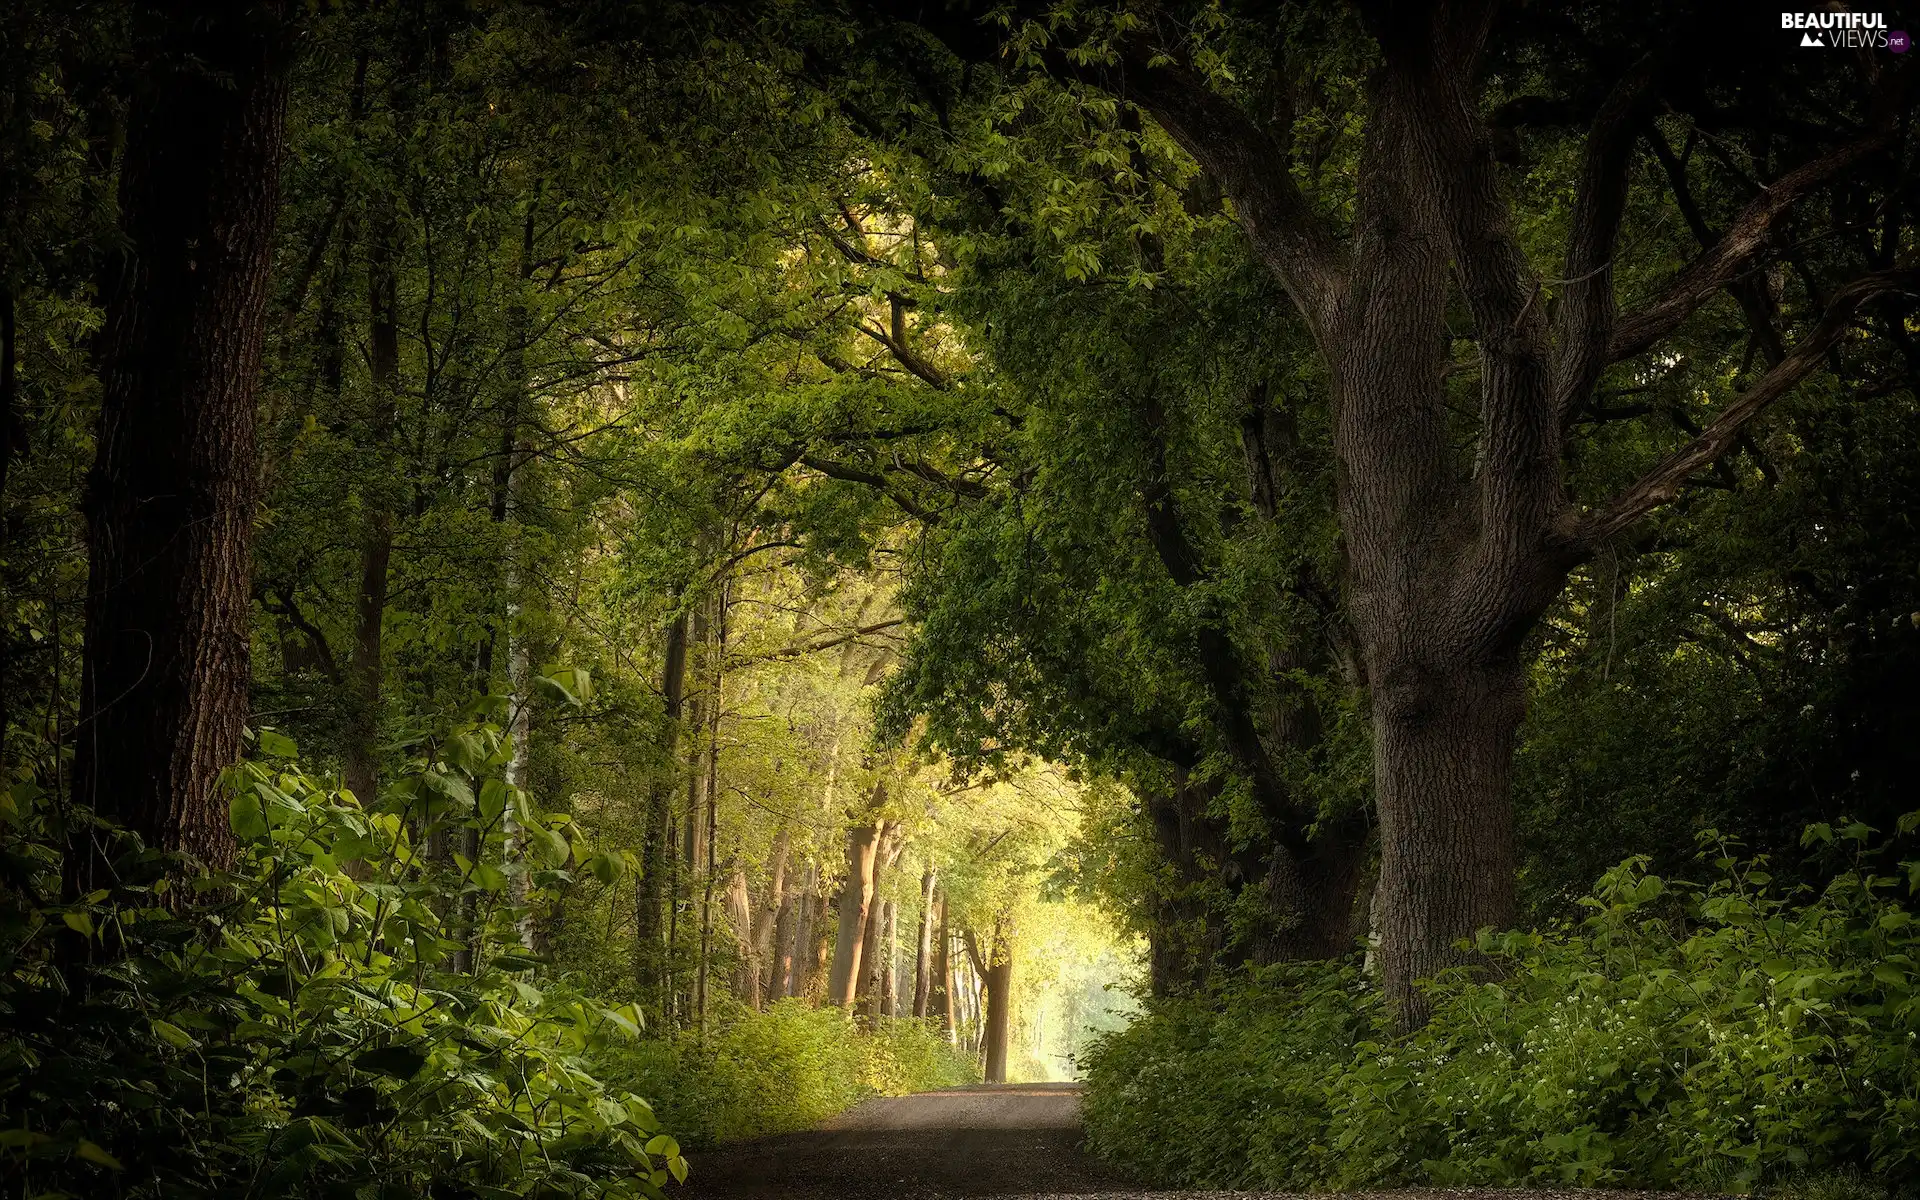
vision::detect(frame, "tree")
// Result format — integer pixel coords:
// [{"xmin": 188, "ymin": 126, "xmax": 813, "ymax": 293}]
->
[
  {"xmin": 872, "ymin": 0, "xmax": 1920, "ymax": 1022},
  {"xmin": 69, "ymin": 0, "xmax": 293, "ymax": 890}
]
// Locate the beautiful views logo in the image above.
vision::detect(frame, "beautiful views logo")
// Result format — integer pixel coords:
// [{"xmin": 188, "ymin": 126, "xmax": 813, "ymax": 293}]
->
[{"xmin": 1781, "ymin": 11, "xmax": 1904, "ymax": 49}]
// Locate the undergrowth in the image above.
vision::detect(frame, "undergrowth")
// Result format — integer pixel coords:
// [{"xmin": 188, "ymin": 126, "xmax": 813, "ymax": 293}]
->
[
  {"xmin": 0, "ymin": 721, "xmax": 686, "ymax": 1199},
  {"xmin": 597, "ymin": 1004, "xmax": 978, "ymax": 1147},
  {"xmin": 1082, "ymin": 818, "xmax": 1920, "ymax": 1195}
]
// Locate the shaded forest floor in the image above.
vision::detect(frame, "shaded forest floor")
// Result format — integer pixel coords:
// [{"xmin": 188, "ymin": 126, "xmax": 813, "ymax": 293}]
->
[{"xmin": 678, "ymin": 1082, "xmax": 1728, "ymax": 1199}]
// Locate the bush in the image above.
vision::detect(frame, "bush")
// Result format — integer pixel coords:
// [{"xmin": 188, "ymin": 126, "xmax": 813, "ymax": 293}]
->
[
  {"xmin": 1082, "ymin": 819, "xmax": 1920, "ymax": 1194},
  {"xmin": 0, "ymin": 723, "xmax": 685, "ymax": 1199},
  {"xmin": 598, "ymin": 1004, "xmax": 978, "ymax": 1147}
]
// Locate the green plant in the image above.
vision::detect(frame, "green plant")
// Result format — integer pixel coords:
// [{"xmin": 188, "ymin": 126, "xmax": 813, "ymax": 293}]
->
[
  {"xmin": 597, "ymin": 1004, "xmax": 978, "ymax": 1148},
  {"xmin": 1082, "ymin": 816, "xmax": 1920, "ymax": 1194},
  {"xmin": 0, "ymin": 722, "xmax": 684, "ymax": 1198}
]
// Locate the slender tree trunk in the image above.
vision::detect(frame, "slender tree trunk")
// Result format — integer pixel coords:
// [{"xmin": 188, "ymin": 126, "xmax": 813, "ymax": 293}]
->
[
  {"xmin": 635, "ymin": 613, "xmax": 688, "ymax": 999},
  {"xmin": 70, "ymin": 0, "xmax": 291, "ymax": 891},
  {"xmin": 827, "ymin": 817, "xmax": 881, "ymax": 1009},
  {"xmin": 682, "ymin": 597, "xmax": 710, "ymax": 870},
  {"xmin": 694, "ymin": 581, "xmax": 726, "ymax": 1031},
  {"xmin": 809, "ymin": 887, "xmax": 833, "ymax": 1001},
  {"xmin": 877, "ymin": 898, "xmax": 898, "ymax": 1018},
  {"xmin": 751, "ymin": 828, "xmax": 789, "ymax": 1007},
  {"xmin": 723, "ymin": 866, "xmax": 752, "ymax": 1010},
  {"xmin": 857, "ymin": 823, "xmax": 904, "ymax": 1020},
  {"xmin": 342, "ymin": 202, "xmax": 398, "ymax": 808},
  {"xmin": 496, "ymin": 213, "xmax": 538, "ymax": 949},
  {"xmin": 783, "ymin": 861, "xmax": 814, "ymax": 999},
  {"xmin": 0, "ymin": 286, "xmax": 16, "ymax": 753},
  {"xmin": 933, "ymin": 894, "xmax": 953, "ymax": 1037},
  {"xmin": 501, "ymin": 599, "xmax": 534, "ymax": 948},
  {"xmin": 911, "ymin": 863, "xmax": 936, "ymax": 1017}
]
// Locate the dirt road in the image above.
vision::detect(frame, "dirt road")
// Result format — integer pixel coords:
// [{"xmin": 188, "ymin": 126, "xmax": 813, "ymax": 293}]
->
[
  {"xmin": 680, "ymin": 1082, "xmax": 1122, "ymax": 1198},
  {"xmin": 679, "ymin": 1082, "xmax": 1718, "ymax": 1200}
]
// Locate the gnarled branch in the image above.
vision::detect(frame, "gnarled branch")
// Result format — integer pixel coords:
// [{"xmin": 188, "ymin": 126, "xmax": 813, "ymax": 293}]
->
[
  {"xmin": 1609, "ymin": 129, "xmax": 1896, "ymax": 362},
  {"xmin": 1578, "ymin": 266, "xmax": 1920, "ymax": 546}
]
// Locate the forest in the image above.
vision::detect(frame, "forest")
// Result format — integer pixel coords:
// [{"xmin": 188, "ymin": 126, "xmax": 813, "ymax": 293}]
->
[{"xmin": 2, "ymin": 1, "xmax": 1919, "ymax": 1197}]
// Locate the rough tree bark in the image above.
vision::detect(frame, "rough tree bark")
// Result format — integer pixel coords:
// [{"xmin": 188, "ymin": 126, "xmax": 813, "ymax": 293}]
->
[{"xmin": 70, "ymin": 0, "xmax": 292, "ymax": 891}]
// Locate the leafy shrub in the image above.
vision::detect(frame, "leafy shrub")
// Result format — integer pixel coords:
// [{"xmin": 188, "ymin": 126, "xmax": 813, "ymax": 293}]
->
[
  {"xmin": 0, "ymin": 723, "xmax": 684, "ymax": 1198},
  {"xmin": 1082, "ymin": 819, "xmax": 1920, "ymax": 1194},
  {"xmin": 598, "ymin": 1004, "xmax": 978, "ymax": 1147}
]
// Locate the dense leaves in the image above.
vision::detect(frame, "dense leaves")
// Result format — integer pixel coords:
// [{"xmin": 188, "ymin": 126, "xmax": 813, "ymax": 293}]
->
[
  {"xmin": 1, "ymin": 728, "xmax": 684, "ymax": 1199},
  {"xmin": 1082, "ymin": 819, "xmax": 1920, "ymax": 1192}
]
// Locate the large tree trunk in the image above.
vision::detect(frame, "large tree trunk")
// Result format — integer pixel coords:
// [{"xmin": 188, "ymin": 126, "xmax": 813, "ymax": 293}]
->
[
  {"xmin": 781, "ymin": 860, "xmax": 814, "ymax": 999},
  {"xmin": 1365, "ymin": 660, "xmax": 1525, "ymax": 1021},
  {"xmin": 69, "ymin": 0, "xmax": 290, "ymax": 891},
  {"xmin": 826, "ymin": 810, "xmax": 882, "ymax": 1008},
  {"xmin": 723, "ymin": 866, "xmax": 753, "ymax": 1006}
]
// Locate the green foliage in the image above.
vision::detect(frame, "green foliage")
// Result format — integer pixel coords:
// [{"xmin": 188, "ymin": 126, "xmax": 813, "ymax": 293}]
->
[
  {"xmin": 0, "ymin": 730, "xmax": 683, "ymax": 1198},
  {"xmin": 596, "ymin": 1004, "xmax": 977, "ymax": 1148},
  {"xmin": 1082, "ymin": 819, "xmax": 1920, "ymax": 1194}
]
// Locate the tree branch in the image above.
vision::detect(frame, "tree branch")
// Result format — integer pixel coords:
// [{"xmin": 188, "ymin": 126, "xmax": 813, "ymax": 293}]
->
[
  {"xmin": 1578, "ymin": 267, "xmax": 1920, "ymax": 545},
  {"xmin": 730, "ymin": 619, "xmax": 906, "ymax": 667},
  {"xmin": 1609, "ymin": 128, "xmax": 1896, "ymax": 362},
  {"xmin": 798, "ymin": 453, "xmax": 936, "ymax": 521},
  {"xmin": 265, "ymin": 585, "xmax": 341, "ymax": 682},
  {"xmin": 855, "ymin": 314, "xmax": 949, "ymax": 390},
  {"xmin": 1552, "ymin": 57, "xmax": 1658, "ymax": 420},
  {"xmin": 1094, "ymin": 42, "xmax": 1346, "ymax": 328}
]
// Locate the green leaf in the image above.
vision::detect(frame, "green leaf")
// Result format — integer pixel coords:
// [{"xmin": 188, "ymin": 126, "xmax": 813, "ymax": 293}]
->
[
  {"xmin": 587, "ymin": 851, "xmax": 622, "ymax": 884},
  {"xmin": 151, "ymin": 1019, "xmax": 199, "ymax": 1051},
  {"xmin": 230, "ymin": 788, "xmax": 267, "ymax": 840},
  {"xmin": 645, "ymin": 1134, "xmax": 679, "ymax": 1158},
  {"xmin": 258, "ymin": 729, "xmax": 299, "ymax": 759},
  {"xmin": 60, "ymin": 911, "xmax": 93, "ymax": 938},
  {"xmin": 75, "ymin": 1142, "xmax": 122, "ymax": 1171},
  {"xmin": 534, "ymin": 824, "xmax": 571, "ymax": 866},
  {"xmin": 478, "ymin": 778, "xmax": 508, "ymax": 822},
  {"xmin": 535, "ymin": 666, "xmax": 593, "ymax": 707}
]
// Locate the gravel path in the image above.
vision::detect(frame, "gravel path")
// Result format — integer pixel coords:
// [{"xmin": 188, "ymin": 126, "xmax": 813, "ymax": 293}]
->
[{"xmin": 678, "ymin": 1081, "xmax": 1714, "ymax": 1200}]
